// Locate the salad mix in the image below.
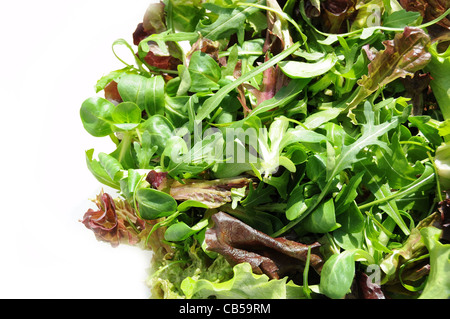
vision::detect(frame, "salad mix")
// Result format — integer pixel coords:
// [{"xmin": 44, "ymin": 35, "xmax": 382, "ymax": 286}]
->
[{"xmin": 80, "ymin": 0, "xmax": 450, "ymax": 299}]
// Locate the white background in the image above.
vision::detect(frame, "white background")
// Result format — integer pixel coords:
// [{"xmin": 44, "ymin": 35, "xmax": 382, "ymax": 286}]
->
[{"xmin": 0, "ymin": 1, "xmax": 158, "ymax": 298}]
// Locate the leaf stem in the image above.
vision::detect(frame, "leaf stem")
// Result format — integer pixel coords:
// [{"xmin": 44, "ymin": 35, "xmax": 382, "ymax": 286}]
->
[
  {"xmin": 118, "ymin": 133, "xmax": 132, "ymax": 164},
  {"xmin": 358, "ymin": 164, "xmax": 435, "ymax": 212},
  {"xmin": 303, "ymin": 246, "xmax": 312, "ymax": 299},
  {"xmin": 218, "ymin": 50, "xmax": 264, "ymax": 58},
  {"xmin": 427, "ymin": 151, "xmax": 443, "ymax": 202},
  {"xmin": 196, "ymin": 41, "xmax": 301, "ymax": 121},
  {"xmin": 399, "ymin": 140, "xmax": 434, "ymax": 152},
  {"xmin": 109, "ymin": 133, "xmax": 120, "ymax": 146},
  {"xmin": 364, "ymin": 208, "xmax": 400, "ymax": 240}
]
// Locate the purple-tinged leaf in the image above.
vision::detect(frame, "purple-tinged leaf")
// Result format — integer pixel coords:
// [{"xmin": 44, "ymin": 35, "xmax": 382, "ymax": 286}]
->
[
  {"xmin": 81, "ymin": 192, "xmax": 146, "ymax": 247},
  {"xmin": 348, "ymin": 27, "xmax": 431, "ymax": 120},
  {"xmin": 205, "ymin": 212, "xmax": 323, "ymax": 280}
]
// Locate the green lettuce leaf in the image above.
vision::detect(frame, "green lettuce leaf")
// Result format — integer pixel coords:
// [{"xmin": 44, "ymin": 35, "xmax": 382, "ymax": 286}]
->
[{"xmin": 180, "ymin": 262, "xmax": 308, "ymax": 299}]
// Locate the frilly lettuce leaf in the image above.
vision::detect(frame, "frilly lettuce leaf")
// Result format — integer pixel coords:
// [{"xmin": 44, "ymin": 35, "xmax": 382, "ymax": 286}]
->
[
  {"xmin": 347, "ymin": 27, "xmax": 431, "ymax": 122},
  {"xmin": 180, "ymin": 262, "xmax": 309, "ymax": 299},
  {"xmin": 148, "ymin": 240, "xmax": 234, "ymax": 299}
]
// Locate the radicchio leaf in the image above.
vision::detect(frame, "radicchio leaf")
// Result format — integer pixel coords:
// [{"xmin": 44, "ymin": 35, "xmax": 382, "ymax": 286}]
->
[
  {"xmin": 81, "ymin": 192, "xmax": 146, "ymax": 247},
  {"xmin": 348, "ymin": 27, "xmax": 431, "ymax": 121},
  {"xmin": 205, "ymin": 212, "xmax": 323, "ymax": 280}
]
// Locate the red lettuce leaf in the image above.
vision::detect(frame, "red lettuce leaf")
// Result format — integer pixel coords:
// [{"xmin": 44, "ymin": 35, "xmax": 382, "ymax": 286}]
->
[
  {"xmin": 205, "ymin": 212, "xmax": 323, "ymax": 280},
  {"xmin": 348, "ymin": 27, "xmax": 431, "ymax": 119},
  {"xmin": 132, "ymin": 2, "xmax": 182, "ymax": 71},
  {"xmin": 81, "ymin": 192, "xmax": 146, "ymax": 247},
  {"xmin": 243, "ymin": 55, "xmax": 290, "ymax": 107},
  {"xmin": 104, "ymin": 80, "xmax": 122, "ymax": 105}
]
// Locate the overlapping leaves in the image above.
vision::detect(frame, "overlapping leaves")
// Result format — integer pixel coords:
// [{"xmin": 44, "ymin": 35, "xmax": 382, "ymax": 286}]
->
[{"xmin": 79, "ymin": 0, "xmax": 450, "ymax": 300}]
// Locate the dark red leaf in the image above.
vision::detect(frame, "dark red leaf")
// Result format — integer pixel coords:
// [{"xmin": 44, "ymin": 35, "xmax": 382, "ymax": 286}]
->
[
  {"xmin": 143, "ymin": 49, "xmax": 182, "ymax": 71},
  {"xmin": 133, "ymin": 23, "xmax": 150, "ymax": 46},
  {"xmin": 401, "ymin": 71, "xmax": 432, "ymax": 115},
  {"xmin": 104, "ymin": 80, "xmax": 122, "ymax": 105},
  {"xmin": 205, "ymin": 212, "xmax": 323, "ymax": 280}
]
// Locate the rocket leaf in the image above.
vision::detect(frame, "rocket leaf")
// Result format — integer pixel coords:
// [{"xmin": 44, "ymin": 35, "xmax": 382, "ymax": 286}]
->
[
  {"xmin": 196, "ymin": 0, "xmax": 262, "ymax": 41},
  {"xmin": 327, "ymin": 102, "xmax": 399, "ymax": 181},
  {"xmin": 273, "ymin": 101, "xmax": 399, "ymax": 236}
]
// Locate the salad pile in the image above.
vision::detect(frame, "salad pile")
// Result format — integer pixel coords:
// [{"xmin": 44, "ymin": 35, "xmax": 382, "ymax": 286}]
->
[{"xmin": 80, "ymin": 0, "xmax": 450, "ymax": 299}]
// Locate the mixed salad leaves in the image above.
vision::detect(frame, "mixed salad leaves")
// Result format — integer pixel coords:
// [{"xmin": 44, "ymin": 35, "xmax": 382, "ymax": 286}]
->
[{"xmin": 80, "ymin": 0, "xmax": 450, "ymax": 299}]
